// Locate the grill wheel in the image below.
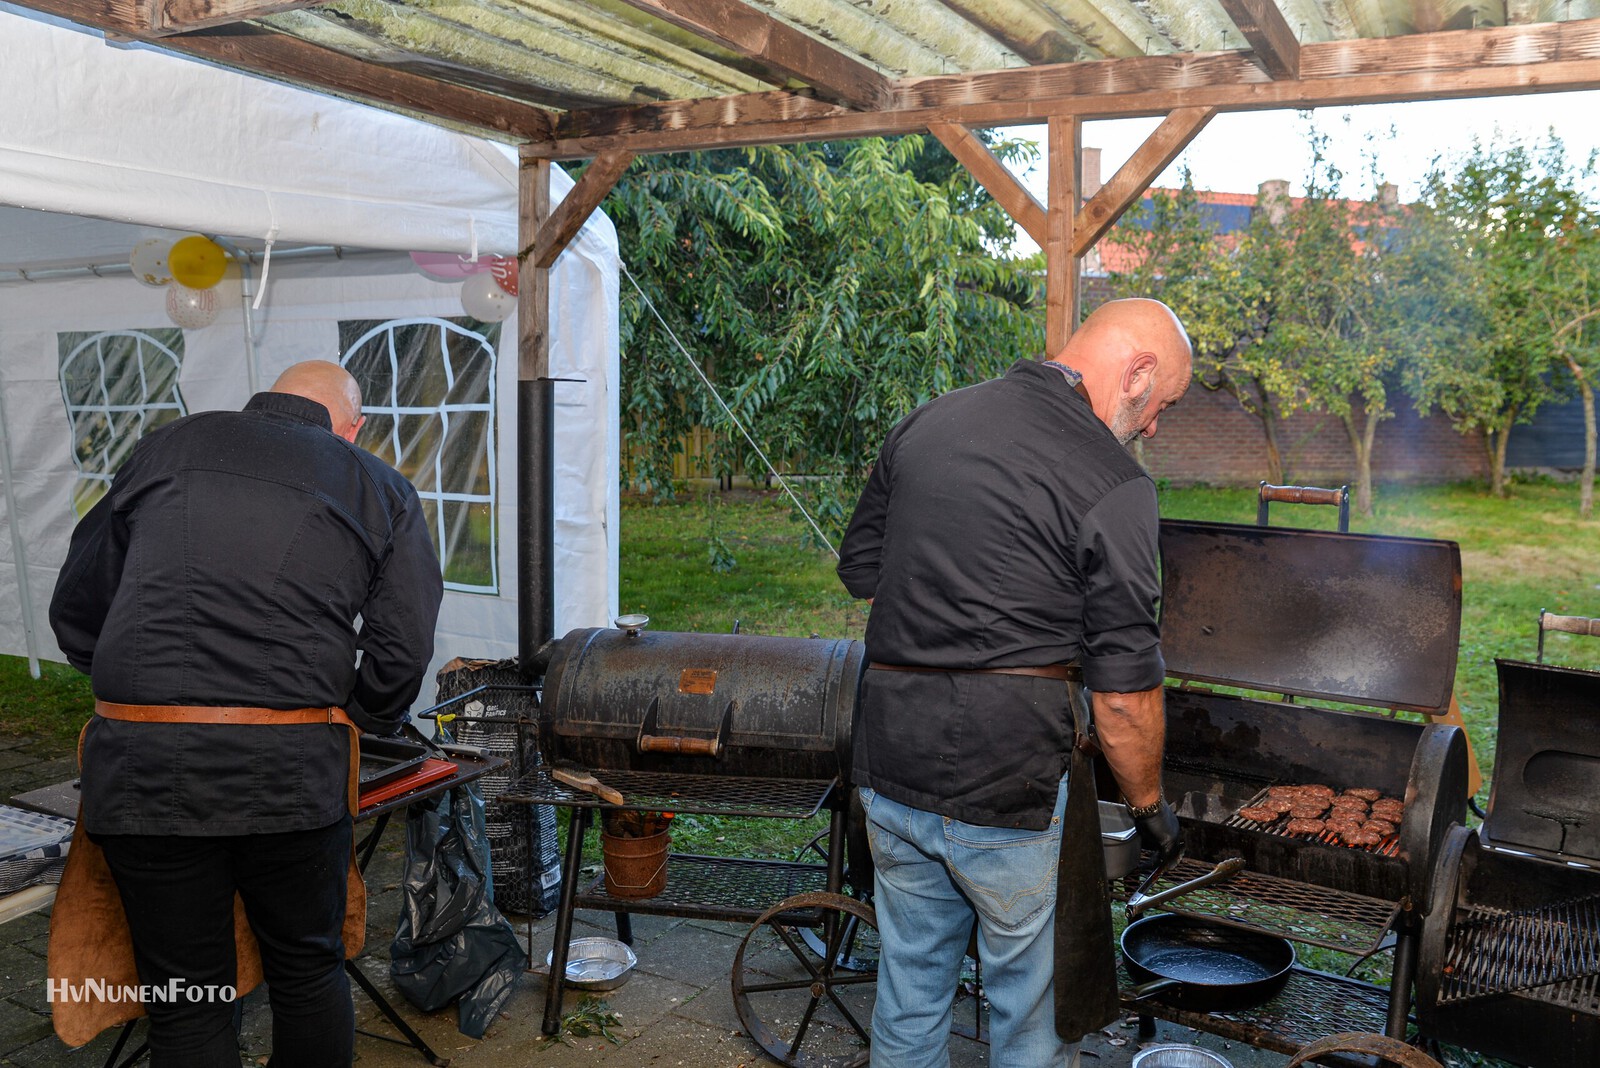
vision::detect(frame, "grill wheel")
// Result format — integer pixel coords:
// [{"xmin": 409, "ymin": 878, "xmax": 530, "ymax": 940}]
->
[{"xmin": 732, "ymin": 892, "xmax": 878, "ymax": 1068}]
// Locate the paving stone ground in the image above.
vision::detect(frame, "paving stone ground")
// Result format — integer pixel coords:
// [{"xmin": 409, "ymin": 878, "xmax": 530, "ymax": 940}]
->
[{"xmin": 0, "ymin": 730, "xmax": 1288, "ymax": 1068}]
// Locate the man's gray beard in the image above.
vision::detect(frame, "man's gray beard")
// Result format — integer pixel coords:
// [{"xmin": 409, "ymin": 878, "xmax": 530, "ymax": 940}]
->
[{"xmin": 1110, "ymin": 381, "xmax": 1155, "ymax": 445}]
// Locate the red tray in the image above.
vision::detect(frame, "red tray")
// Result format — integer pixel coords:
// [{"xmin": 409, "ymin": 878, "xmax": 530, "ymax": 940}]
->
[{"xmin": 358, "ymin": 758, "xmax": 458, "ymax": 810}]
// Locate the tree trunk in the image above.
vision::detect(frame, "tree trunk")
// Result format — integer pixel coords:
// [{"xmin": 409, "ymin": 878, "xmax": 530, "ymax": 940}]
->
[
  {"xmin": 1484, "ymin": 425, "xmax": 1510, "ymax": 502},
  {"xmin": 1341, "ymin": 410, "xmax": 1376, "ymax": 517},
  {"xmin": 1483, "ymin": 429, "xmax": 1503, "ymax": 497}
]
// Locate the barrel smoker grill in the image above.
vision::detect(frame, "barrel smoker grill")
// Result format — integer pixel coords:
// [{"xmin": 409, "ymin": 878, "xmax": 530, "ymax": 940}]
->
[
  {"xmin": 1414, "ymin": 657, "xmax": 1600, "ymax": 1067},
  {"xmin": 1121, "ymin": 521, "xmax": 1471, "ymax": 1059},
  {"xmin": 503, "ymin": 626, "xmax": 873, "ymax": 1060}
]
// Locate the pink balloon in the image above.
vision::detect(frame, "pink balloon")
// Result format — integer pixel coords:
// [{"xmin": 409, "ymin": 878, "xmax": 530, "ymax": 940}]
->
[{"xmin": 409, "ymin": 251, "xmax": 497, "ymax": 282}]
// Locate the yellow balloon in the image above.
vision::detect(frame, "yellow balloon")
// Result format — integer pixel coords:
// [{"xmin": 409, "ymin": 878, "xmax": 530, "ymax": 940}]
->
[{"xmin": 168, "ymin": 235, "xmax": 228, "ymax": 290}]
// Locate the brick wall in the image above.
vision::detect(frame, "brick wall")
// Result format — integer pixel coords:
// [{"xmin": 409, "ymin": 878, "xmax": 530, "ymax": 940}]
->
[{"xmin": 1138, "ymin": 382, "xmax": 1489, "ymax": 486}]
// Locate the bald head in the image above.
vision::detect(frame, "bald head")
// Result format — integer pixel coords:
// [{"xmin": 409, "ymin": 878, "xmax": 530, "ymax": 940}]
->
[
  {"xmin": 1050, "ymin": 298, "xmax": 1192, "ymax": 445},
  {"xmin": 269, "ymin": 360, "xmax": 365, "ymax": 442}
]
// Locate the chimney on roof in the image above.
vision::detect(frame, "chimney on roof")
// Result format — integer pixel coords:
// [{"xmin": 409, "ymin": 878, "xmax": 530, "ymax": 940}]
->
[
  {"xmin": 1378, "ymin": 182, "xmax": 1400, "ymax": 210},
  {"xmin": 1258, "ymin": 179, "xmax": 1290, "ymax": 226},
  {"xmin": 1082, "ymin": 147, "xmax": 1103, "ymax": 200}
]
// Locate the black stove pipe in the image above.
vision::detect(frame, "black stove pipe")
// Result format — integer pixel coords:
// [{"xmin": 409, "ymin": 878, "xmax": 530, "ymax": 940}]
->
[{"xmin": 517, "ymin": 377, "xmax": 556, "ymax": 679}]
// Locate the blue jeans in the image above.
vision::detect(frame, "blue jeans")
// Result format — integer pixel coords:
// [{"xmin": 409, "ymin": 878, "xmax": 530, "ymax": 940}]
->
[{"xmin": 861, "ymin": 781, "xmax": 1079, "ymax": 1068}]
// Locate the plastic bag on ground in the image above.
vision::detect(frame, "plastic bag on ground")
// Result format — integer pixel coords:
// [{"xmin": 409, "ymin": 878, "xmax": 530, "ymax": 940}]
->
[{"xmin": 388, "ymin": 783, "xmax": 527, "ymax": 1038}]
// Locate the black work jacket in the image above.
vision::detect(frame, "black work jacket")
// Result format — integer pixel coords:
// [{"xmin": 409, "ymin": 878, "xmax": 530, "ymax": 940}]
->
[
  {"xmin": 50, "ymin": 392, "xmax": 444, "ymax": 836},
  {"xmin": 837, "ymin": 359, "xmax": 1165, "ymax": 829}
]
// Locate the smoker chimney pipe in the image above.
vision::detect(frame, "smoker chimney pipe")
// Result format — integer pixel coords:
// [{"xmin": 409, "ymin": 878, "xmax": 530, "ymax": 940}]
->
[{"xmin": 517, "ymin": 378, "xmax": 556, "ymax": 679}]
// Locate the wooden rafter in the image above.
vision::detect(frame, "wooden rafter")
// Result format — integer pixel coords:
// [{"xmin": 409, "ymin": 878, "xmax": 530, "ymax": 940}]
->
[
  {"xmin": 523, "ymin": 149, "xmax": 636, "ymax": 269},
  {"xmin": 1073, "ymin": 107, "xmax": 1216, "ymax": 257},
  {"xmin": 927, "ymin": 122, "xmax": 1046, "ymax": 248},
  {"xmin": 611, "ymin": 0, "xmax": 892, "ymax": 111},
  {"xmin": 150, "ymin": 0, "xmax": 317, "ymax": 35},
  {"xmin": 23, "ymin": 0, "xmax": 556, "ymax": 141},
  {"xmin": 1215, "ymin": 0, "xmax": 1301, "ymax": 80},
  {"xmin": 539, "ymin": 18, "xmax": 1600, "ymax": 158}
]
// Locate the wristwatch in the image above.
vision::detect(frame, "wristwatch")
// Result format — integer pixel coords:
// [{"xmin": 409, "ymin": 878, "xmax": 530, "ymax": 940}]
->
[{"xmin": 1125, "ymin": 794, "xmax": 1166, "ymax": 819}]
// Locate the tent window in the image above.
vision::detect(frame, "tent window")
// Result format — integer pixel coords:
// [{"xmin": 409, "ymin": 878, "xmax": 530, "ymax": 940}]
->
[
  {"xmin": 339, "ymin": 317, "xmax": 500, "ymax": 595},
  {"xmin": 57, "ymin": 329, "xmax": 187, "ymax": 517}
]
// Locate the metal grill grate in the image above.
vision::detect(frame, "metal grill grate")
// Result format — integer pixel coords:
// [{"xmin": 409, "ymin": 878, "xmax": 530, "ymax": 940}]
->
[
  {"xmin": 1440, "ymin": 895, "xmax": 1600, "ymax": 1008},
  {"xmin": 501, "ymin": 767, "xmax": 835, "ymax": 820},
  {"xmin": 1224, "ymin": 788, "xmax": 1402, "ymax": 858},
  {"xmin": 577, "ymin": 854, "xmax": 832, "ymax": 923},
  {"xmin": 1124, "ymin": 966, "xmax": 1392, "ymax": 1055},
  {"xmin": 1115, "ymin": 857, "xmax": 1400, "ymax": 954}
]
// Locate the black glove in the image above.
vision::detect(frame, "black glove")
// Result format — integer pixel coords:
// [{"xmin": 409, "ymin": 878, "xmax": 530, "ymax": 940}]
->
[{"xmin": 1133, "ymin": 798, "xmax": 1185, "ymax": 873}]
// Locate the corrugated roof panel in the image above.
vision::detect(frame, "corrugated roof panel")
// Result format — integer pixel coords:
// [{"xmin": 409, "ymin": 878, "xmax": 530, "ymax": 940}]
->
[
  {"xmin": 758, "ymin": 0, "xmax": 1021, "ymax": 75},
  {"xmin": 936, "ymin": 0, "xmax": 1104, "ymax": 64},
  {"xmin": 1039, "ymin": 0, "xmax": 1173, "ymax": 56},
  {"xmin": 1129, "ymin": 0, "xmax": 1248, "ymax": 52}
]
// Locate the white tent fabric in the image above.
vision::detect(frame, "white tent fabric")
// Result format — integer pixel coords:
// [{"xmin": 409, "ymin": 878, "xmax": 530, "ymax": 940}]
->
[{"xmin": 0, "ymin": 6, "xmax": 621, "ymax": 693}]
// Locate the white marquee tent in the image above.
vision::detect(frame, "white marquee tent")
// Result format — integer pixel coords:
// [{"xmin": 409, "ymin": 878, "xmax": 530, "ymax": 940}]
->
[{"xmin": 0, "ymin": 4, "xmax": 620, "ymax": 692}]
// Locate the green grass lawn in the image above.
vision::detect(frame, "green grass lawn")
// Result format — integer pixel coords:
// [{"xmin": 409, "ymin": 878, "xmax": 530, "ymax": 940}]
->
[{"xmin": 4, "ymin": 479, "xmax": 1595, "ymax": 850}]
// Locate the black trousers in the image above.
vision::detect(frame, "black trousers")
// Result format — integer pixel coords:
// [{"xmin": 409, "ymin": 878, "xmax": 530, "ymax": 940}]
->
[{"xmin": 90, "ymin": 816, "xmax": 354, "ymax": 1068}]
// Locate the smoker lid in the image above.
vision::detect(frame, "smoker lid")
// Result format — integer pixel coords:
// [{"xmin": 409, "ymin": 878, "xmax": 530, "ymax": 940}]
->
[
  {"xmin": 1482, "ymin": 658, "xmax": 1600, "ymax": 863},
  {"xmin": 1158, "ymin": 520, "xmax": 1462, "ymax": 714}
]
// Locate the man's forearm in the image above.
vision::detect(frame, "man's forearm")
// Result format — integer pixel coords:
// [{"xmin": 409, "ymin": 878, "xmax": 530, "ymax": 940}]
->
[{"xmin": 1091, "ymin": 684, "xmax": 1166, "ymax": 809}]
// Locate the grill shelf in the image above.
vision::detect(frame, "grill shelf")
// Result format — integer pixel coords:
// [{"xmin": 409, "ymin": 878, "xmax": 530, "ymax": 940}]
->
[
  {"xmin": 1115, "ymin": 856, "xmax": 1401, "ymax": 954},
  {"xmin": 1440, "ymin": 895, "xmax": 1600, "ymax": 1007},
  {"xmin": 1122, "ymin": 965, "xmax": 1392, "ymax": 1058},
  {"xmin": 576, "ymin": 853, "xmax": 832, "ymax": 924},
  {"xmin": 501, "ymin": 766, "xmax": 836, "ymax": 820}
]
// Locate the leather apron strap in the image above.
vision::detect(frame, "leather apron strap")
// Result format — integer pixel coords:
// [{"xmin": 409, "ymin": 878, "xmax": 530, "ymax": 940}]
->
[
  {"xmin": 49, "ymin": 703, "xmax": 366, "ymax": 1047},
  {"xmin": 1054, "ymin": 680, "xmax": 1122, "ymax": 1042}
]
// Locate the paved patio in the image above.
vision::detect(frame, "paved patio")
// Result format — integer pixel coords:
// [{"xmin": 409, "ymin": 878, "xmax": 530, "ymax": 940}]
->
[{"xmin": 0, "ymin": 729, "xmax": 1283, "ymax": 1067}]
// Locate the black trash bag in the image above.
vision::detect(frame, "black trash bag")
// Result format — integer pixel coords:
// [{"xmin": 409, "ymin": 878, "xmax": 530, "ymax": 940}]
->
[{"xmin": 388, "ymin": 783, "xmax": 527, "ymax": 1038}]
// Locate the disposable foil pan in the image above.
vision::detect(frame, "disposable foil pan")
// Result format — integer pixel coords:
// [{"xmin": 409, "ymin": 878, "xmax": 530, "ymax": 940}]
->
[
  {"xmin": 1100, "ymin": 800, "xmax": 1140, "ymax": 881},
  {"xmin": 547, "ymin": 937, "xmax": 637, "ymax": 991}
]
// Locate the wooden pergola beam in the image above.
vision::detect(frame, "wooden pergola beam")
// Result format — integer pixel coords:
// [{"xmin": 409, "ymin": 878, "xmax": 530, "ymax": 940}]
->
[
  {"xmin": 1073, "ymin": 107, "xmax": 1216, "ymax": 257},
  {"xmin": 1216, "ymin": 0, "xmax": 1301, "ymax": 80},
  {"xmin": 1045, "ymin": 116, "xmax": 1082, "ymax": 355},
  {"xmin": 539, "ymin": 17, "xmax": 1600, "ymax": 157},
  {"xmin": 523, "ymin": 149, "xmax": 636, "ymax": 269},
  {"xmin": 23, "ymin": 0, "xmax": 556, "ymax": 142},
  {"xmin": 610, "ymin": 0, "xmax": 892, "ymax": 111},
  {"xmin": 927, "ymin": 122, "xmax": 1047, "ymax": 248},
  {"xmin": 150, "ymin": 0, "xmax": 319, "ymax": 35}
]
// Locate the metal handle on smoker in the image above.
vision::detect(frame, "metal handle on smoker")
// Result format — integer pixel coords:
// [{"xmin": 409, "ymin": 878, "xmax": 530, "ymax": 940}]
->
[
  {"xmin": 637, "ymin": 734, "xmax": 722, "ymax": 757},
  {"xmin": 1126, "ymin": 856, "xmax": 1245, "ymax": 917}
]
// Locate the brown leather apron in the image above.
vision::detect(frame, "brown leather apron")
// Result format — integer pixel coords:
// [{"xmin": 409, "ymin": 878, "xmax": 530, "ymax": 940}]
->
[{"xmin": 48, "ymin": 702, "xmax": 366, "ymax": 1048}]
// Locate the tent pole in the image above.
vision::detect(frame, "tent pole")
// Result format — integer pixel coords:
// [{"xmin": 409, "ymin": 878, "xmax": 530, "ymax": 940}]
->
[
  {"xmin": 0, "ymin": 384, "xmax": 40, "ymax": 679},
  {"xmin": 216, "ymin": 239, "xmax": 261, "ymax": 395}
]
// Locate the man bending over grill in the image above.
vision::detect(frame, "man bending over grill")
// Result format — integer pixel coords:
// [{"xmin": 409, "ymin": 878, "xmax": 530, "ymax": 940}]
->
[
  {"xmin": 49, "ymin": 360, "xmax": 443, "ymax": 1067},
  {"xmin": 837, "ymin": 298, "xmax": 1192, "ymax": 1066}
]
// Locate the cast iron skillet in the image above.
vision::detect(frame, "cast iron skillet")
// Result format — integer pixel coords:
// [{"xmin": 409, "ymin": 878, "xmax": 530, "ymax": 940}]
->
[{"xmin": 1121, "ymin": 912, "xmax": 1296, "ymax": 1012}]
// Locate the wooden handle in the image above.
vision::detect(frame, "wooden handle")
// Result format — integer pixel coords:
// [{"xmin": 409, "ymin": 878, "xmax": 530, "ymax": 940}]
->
[
  {"xmin": 551, "ymin": 767, "xmax": 623, "ymax": 805},
  {"xmin": 1259, "ymin": 483, "xmax": 1345, "ymax": 506},
  {"xmin": 638, "ymin": 734, "xmax": 721, "ymax": 757},
  {"xmin": 1542, "ymin": 613, "xmax": 1600, "ymax": 637}
]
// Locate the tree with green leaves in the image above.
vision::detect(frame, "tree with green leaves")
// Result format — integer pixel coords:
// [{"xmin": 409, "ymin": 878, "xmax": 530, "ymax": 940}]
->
[
  {"xmin": 1420, "ymin": 137, "xmax": 1595, "ymax": 501},
  {"xmin": 603, "ymin": 135, "xmax": 1044, "ymax": 547},
  {"xmin": 1253, "ymin": 144, "xmax": 1477, "ymax": 517},
  {"xmin": 1107, "ymin": 174, "xmax": 1297, "ymax": 483}
]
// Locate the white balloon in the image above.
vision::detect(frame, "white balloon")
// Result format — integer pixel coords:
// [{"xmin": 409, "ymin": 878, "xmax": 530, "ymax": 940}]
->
[
  {"xmin": 166, "ymin": 282, "xmax": 221, "ymax": 330},
  {"xmin": 130, "ymin": 238, "xmax": 174, "ymax": 288},
  {"xmin": 460, "ymin": 271, "xmax": 515, "ymax": 322}
]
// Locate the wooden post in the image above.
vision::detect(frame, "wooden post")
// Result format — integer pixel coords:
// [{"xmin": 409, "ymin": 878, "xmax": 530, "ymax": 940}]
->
[
  {"xmin": 519, "ymin": 155, "xmax": 552, "ymax": 380},
  {"xmin": 1045, "ymin": 115, "xmax": 1082, "ymax": 355}
]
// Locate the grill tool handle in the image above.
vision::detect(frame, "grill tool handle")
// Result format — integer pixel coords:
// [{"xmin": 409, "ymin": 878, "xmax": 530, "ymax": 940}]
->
[
  {"xmin": 1126, "ymin": 856, "xmax": 1245, "ymax": 917},
  {"xmin": 551, "ymin": 767, "xmax": 624, "ymax": 805},
  {"xmin": 638, "ymin": 735, "xmax": 721, "ymax": 757}
]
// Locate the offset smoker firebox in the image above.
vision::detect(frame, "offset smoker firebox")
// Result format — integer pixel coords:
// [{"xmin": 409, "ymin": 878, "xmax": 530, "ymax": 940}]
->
[
  {"xmin": 1416, "ymin": 657, "xmax": 1600, "ymax": 1067},
  {"xmin": 1119, "ymin": 521, "xmax": 1470, "ymax": 1054}
]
